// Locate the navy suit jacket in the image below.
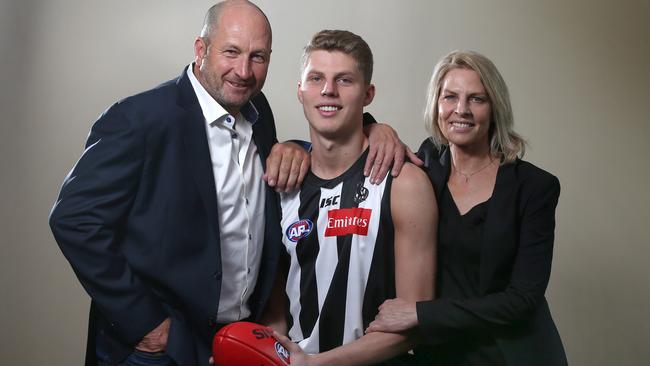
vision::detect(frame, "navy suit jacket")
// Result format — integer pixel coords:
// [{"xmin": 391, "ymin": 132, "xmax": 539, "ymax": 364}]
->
[
  {"xmin": 49, "ymin": 67, "xmax": 283, "ymax": 365},
  {"xmin": 415, "ymin": 138, "xmax": 568, "ymax": 365}
]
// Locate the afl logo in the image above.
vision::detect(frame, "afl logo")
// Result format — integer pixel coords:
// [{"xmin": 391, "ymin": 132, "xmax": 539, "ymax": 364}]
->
[
  {"xmin": 286, "ymin": 219, "xmax": 313, "ymax": 242},
  {"xmin": 274, "ymin": 341, "xmax": 290, "ymax": 364}
]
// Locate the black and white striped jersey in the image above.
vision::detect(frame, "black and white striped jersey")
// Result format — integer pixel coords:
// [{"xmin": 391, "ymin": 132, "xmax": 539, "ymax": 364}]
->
[{"xmin": 280, "ymin": 150, "xmax": 396, "ymax": 354}]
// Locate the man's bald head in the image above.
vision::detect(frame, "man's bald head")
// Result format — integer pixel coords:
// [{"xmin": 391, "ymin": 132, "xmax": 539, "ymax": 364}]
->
[{"xmin": 200, "ymin": 0, "xmax": 272, "ymax": 44}]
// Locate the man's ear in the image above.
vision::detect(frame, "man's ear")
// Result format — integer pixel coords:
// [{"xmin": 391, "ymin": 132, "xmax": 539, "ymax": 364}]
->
[
  {"xmin": 194, "ymin": 37, "xmax": 207, "ymax": 66},
  {"xmin": 363, "ymin": 83, "xmax": 376, "ymax": 107}
]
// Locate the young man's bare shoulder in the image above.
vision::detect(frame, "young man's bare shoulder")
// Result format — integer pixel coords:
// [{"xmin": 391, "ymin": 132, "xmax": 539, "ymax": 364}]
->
[{"xmin": 391, "ymin": 162, "xmax": 433, "ymax": 194}]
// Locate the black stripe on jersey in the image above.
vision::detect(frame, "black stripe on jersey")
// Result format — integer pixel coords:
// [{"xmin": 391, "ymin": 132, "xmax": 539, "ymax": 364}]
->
[
  {"xmin": 317, "ymin": 168, "xmax": 364, "ymax": 352},
  {"xmin": 295, "ymin": 186, "xmax": 321, "ymax": 339},
  {"xmin": 318, "ymin": 236, "xmax": 352, "ymax": 352},
  {"xmin": 362, "ymin": 177, "xmax": 396, "ymax": 329}
]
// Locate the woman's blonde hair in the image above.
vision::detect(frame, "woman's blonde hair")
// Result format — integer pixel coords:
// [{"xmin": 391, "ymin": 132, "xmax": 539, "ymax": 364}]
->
[{"xmin": 424, "ymin": 50, "xmax": 526, "ymax": 162}]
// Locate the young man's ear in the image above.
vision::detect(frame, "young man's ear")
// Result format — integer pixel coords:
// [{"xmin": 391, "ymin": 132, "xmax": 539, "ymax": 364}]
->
[
  {"xmin": 297, "ymin": 81, "xmax": 304, "ymax": 104},
  {"xmin": 363, "ymin": 84, "xmax": 376, "ymax": 107}
]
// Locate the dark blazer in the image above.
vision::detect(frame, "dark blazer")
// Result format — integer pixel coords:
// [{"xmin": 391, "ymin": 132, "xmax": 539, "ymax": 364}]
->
[
  {"xmin": 49, "ymin": 67, "xmax": 283, "ymax": 366},
  {"xmin": 415, "ymin": 138, "xmax": 568, "ymax": 365}
]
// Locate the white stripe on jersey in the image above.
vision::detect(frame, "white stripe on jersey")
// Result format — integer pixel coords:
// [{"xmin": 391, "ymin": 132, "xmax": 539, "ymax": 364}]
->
[
  {"xmin": 280, "ymin": 190, "xmax": 304, "ymax": 341},
  {"xmin": 315, "ymin": 183, "xmax": 342, "ymax": 314}
]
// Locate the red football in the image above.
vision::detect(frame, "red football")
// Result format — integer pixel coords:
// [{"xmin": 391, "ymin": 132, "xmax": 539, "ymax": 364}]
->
[{"xmin": 212, "ymin": 322, "xmax": 290, "ymax": 366}]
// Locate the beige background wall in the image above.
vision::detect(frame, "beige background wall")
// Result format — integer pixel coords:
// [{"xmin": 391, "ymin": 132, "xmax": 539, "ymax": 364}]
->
[{"xmin": 1, "ymin": 0, "xmax": 649, "ymax": 364}]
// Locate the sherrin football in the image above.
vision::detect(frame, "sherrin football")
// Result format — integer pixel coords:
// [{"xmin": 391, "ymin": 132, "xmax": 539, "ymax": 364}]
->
[{"xmin": 212, "ymin": 321, "xmax": 290, "ymax": 366}]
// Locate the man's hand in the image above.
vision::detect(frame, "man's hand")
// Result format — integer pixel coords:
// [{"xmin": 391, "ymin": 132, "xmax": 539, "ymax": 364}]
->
[
  {"xmin": 264, "ymin": 142, "xmax": 311, "ymax": 192},
  {"xmin": 364, "ymin": 123, "xmax": 423, "ymax": 184},
  {"xmin": 366, "ymin": 298, "xmax": 418, "ymax": 334},
  {"xmin": 135, "ymin": 318, "xmax": 170, "ymax": 353}
]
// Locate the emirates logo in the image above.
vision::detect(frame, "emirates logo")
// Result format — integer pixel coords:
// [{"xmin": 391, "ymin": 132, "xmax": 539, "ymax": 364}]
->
[{"xmin": 324, "ymin": 208, "xmax": 372, "ymax": 237}]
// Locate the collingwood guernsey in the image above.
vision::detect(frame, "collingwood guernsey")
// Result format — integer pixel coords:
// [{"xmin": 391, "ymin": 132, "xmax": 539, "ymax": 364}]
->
[{"xmin": 280, "ymin": 149, "xmax": 396, "ymax": 354}]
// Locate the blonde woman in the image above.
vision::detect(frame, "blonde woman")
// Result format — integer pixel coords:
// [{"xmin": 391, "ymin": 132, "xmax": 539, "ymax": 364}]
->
[{"xmin": 367, "ymin": 50, "xmax": 568, "ymax": 366}]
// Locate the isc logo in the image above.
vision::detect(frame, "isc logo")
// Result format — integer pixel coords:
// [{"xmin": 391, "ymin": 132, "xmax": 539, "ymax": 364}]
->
[
  {"xmin": 320, "ymin": 194, "xmax": 340, "ymax": 208},
  {"xmin": 286, "ymin": 219, "xmax": 313, "ymax": 242}
]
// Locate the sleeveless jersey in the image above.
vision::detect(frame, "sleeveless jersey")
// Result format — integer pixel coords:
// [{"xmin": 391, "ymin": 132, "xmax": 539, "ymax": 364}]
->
[{"xmin": 280, "ymin": 150, "xmax": 396, "ymax": 354}]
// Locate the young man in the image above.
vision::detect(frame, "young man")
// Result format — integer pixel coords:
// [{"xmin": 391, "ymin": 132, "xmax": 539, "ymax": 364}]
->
[{"xmin": 273, "ymin": 30, "xmax": 437, "ymax": 366}]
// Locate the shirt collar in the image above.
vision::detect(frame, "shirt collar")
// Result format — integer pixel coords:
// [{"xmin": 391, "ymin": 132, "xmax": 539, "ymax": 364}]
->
[{"xmin": 187, "ymin": 63, "xmax": 259, "ymax": 125}]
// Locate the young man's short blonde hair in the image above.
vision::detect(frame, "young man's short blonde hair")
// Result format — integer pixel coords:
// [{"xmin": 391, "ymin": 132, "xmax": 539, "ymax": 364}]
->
[{"xmin": 300, "ymin": 30, "xmax": 373, "ymax": 85}]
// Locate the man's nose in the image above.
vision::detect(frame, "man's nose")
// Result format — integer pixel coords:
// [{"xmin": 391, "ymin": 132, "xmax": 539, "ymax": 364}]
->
[
  {"xmin": 320, "ymin": 80, "xmax": 337, "ymax": 97},
  {"xmin": 235, "ymin": 58, "xmax": 252, "ymax": 80}
]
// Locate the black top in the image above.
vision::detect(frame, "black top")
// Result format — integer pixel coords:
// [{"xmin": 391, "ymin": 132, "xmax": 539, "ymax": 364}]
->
[
  {"xmin": 414, "ymin": 138, "xmax": 567, "ymax": 366},
  {"xmin": 433, "ymin": 186, "xmax": 506, "ymax": 366}
]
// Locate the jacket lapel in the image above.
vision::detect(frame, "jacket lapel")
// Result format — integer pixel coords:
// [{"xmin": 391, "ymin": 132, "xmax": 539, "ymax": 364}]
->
[
  {"xmin": 479, "ymin": 159, "xmax": 518, "ymax": 293},
  {"xmin": 251, "ymin": 121, "xmax": 269, "ymax": 171},
  {"xmin": 434, "ymin": 146, "xmax": 452, "ymax": 200},
  {"xmin": 176, "ymin": 68, "xmax": 221, "ymax": 247},
  {"xmin": 249, "ymin": 92, "xmax": 275, "ymax": 171}
]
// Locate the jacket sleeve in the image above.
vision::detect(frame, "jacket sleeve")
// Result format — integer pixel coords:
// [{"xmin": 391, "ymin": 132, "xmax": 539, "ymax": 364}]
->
[
  {"xmin": 49, "ymin": 103, "xmax": 167, "ymax": 345},
  {"xmin": 416, "ymin": 168, "xmax": 561, "ymax": 344}
]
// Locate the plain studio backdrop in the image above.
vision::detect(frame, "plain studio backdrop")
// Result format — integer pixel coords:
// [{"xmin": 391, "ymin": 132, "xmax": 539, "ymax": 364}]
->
[{"xmin": 1, "ymin": 0, "xmax": 648, "ymax": 364}]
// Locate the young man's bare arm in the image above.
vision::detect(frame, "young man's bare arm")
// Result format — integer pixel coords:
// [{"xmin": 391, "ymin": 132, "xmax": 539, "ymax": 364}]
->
[{"xmin": 275, "ymin": 163, "xmax": 437, "ymax": 366}]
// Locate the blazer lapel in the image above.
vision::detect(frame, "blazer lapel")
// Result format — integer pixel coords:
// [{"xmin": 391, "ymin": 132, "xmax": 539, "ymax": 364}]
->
[
  {"xmin": 176, "ymin": 68, "xmax": 221, "ymax": 246},
  {"xmin": 434, "ymin": 146, "xmax": 452, "ymax": 200},
  {"xmin": 479, "ymin": 160, "xmax": 518, "ymax": 293},
  {"xmin": 251, "ymin": 121, "xmax": 269, "ymax": 171}
]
